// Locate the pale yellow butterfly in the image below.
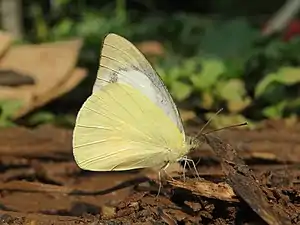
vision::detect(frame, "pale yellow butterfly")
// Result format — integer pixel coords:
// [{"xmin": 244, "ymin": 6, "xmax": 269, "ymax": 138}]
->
[{"xmin": 72, "ymin": 33, "xmax": 197, "ymax": 172}]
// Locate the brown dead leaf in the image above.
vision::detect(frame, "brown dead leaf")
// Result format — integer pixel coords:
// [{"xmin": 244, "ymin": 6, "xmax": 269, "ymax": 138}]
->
[
  {"xmin": 0, "ymin": 31, "xmax": 13, "ymax": 58},
  {"xmin": 179, "ymin": 109, "xmax": 197, "ymax": 123},
  {"xmin": 16, "ymin": 67, "xmax": 87, "ymax": 118},
  {"xmin": 136, "ymin": 41, "xmax": 165, "ymax": 56},
  {"xmin": 0, "ymin": 39, "xmax": 84, "ymax": 118}
]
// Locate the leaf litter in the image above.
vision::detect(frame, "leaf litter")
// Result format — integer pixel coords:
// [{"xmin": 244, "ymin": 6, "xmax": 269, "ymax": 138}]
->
[{"xmin": 0, "ymin": 123, "xmax": 299, "ymax": 224}]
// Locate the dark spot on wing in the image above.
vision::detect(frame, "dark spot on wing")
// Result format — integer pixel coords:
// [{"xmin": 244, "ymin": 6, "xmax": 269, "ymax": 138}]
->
[
  {"xmin": 119, "ymin": 67, "xmax": 128, "ymax": 72},
  {"xmin": 109, "ymin": 72, "xmax": 118, "ymax": 83},
  {"xmin": 132, "ymin": 65, "xmax": 143, "ymax": 72},
  {"xmin": 108, "ymin": 67, "xmax": 128, "ymax": 83}
]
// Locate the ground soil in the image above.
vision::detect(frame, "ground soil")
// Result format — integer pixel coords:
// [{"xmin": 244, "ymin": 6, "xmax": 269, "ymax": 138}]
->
[{"xmin": 0, "ymin": 121, "xmax": 299, "ymax": 225}]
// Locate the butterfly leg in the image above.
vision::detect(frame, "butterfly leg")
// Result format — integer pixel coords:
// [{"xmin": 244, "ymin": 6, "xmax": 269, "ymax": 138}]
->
[
  {"xmin": 182, "ymin": 156, "xmax": 188, "ymax": 182},
  {"xmin": 156, "ymin": 170, "xmax": 162, "ymax": 198},
  {"xmin": 162, "ymin": 162, "xmax": 177, "ymax": 181},
  {"xmin": 180, "ymin": 156, "xmax": 201, "ymax": 181},
  {"xmin": 185, "ymin": 158, "xmax": 201, "ymax": 180},
  {"xmin": 156, "ymin": 161, "xmax": 170, "ymax": 197},
  {"xmin": 178, "ymin": 156, "xmax": 188, "ymax": 182}
]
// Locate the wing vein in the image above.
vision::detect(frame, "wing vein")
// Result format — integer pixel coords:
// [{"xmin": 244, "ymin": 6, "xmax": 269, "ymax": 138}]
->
[
  {"xmin": 76, "ymin": 124, "xmax": 114, "ymax": 130},
  {"xmin": 101, "ymin": 54, "xmax": 132, "ymax": 70},
  {"xmin": 103, "ymin": 42, "xmax": 149, "ymax": 73},
  {"xmin": 75, "ymin": 139, "xmax": 117, "ymax": 148}
]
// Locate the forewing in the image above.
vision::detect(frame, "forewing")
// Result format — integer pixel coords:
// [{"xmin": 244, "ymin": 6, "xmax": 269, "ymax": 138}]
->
[{"xmin": 92, "ymin": 33, "xmax": 184, "ymax": 136}]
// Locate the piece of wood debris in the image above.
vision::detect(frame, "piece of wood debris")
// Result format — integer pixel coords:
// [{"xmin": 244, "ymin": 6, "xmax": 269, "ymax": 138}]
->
[
  {"xmin": 204, "ymin": 133, "xmax": 291, "ymax": 225},
  {"xmin": 167, "ymin": 178, "xmax": 238, "ymax": 202}
]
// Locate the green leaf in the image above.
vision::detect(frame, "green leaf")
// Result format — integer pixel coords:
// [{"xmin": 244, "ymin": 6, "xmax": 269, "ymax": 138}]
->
[
  {"xmin": 217, "ymin": 79, "xmax": 246, "ymax": 101},
  {"xmin": 0, "ymin": 100, "xmax": 22, "ymax": 119},
  {"xmin": 200, "ymin": 19, "xmax": 259, "ymax": 58},
  {"xmin": 170, "ymin": 81, "xmax": 192, "ymax": 101},
  {"xmin": 52, "ymin": 19, "xmax": 74, "ymax": 38},
  {"xmin": 181, "ymin": 58, "xmax": 201, "ymax": 75},
  {"xmin": 227, "ymin": 97, "xmax": 251, "ymax": 113},
  {"xmin": 190, "ymin": 74, "xmax": 204, "ymax": 90},
  {"xmin": 190, "ymin": 58, "xmax": 225, "ymax": 90},
  {"xmin": 223, "ymin": 58, "xmax": 245, "ymax": 79},
  {"xmin": 0, "ymin": 100, "xmax": 22, "ymax": 127},
  {"xmin": 262, "ymin": 101, "xmax": 287, "ymax": 119},
  {"xmin": 216, "ymin": 79, "xmax": 251, "ymax": 113},
  {"xmin": 255, "ymin": 67, "xmax": 300, "ymax": 97},
  {"xmin": 200, "ymin": 91, "xmax": 215, "ymax": 110},
  {"xmin": 56, "ymin": 114, "xmax": 76, "ymax": 127},
  {"xmin": 277, "ymin": 67, "xmax": 300, "ymax": 84},
  {"xmin": 286, "ymin": 98, "xmax": 300, "ymax": 111},
  {"xmin": 263, "ymin": 40, "xmax": 287, "ymax": 60},
  {"xmin": 0, "ymin": 120, "xmax": 16, "ymax": 127},
  {"xmin": 28, "ymin": 111, "xmax": 56, "ymax": 125}
]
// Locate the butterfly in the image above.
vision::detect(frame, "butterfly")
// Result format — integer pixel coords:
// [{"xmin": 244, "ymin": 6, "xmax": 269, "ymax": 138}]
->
[{"xmin": 72, "ymin": 33, "xmax": 198, "ymax": 174}]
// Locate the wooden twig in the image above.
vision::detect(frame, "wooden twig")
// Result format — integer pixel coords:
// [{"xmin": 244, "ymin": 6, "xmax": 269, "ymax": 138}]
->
[
  {"xmin": 204, "ymin": 133, "xmax": 291, "ymax": 225},
  {"xmin": 167, "ymin": 178, "xmax": 238, "ymax": 202}
]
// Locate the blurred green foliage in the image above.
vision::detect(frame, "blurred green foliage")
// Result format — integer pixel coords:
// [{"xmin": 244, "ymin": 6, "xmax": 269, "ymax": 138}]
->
[
  {"xmin": 0, "ymin": 100, "xmax": 22, "ymax": 127},
  {"xmin": 2, "ymin": 0, "xmax": 300, "ymax": 127}
]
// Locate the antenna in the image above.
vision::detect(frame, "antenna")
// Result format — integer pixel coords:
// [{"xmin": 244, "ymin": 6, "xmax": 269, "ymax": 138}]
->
[
  {"xmin": 204, "ymin": 122, "xmax": 248, "ymax": 135},
  {"xmin": 195, "ymin": 108, "xmax": 248, "ymax": 138},
  {"xmin": 195, "ymin": 108, "xmax": 223, "ymax": 139}
]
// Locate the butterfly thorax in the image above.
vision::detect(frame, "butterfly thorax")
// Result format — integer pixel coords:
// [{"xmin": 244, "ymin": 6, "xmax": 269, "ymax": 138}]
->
[
  {"xmin": 183, "ymin": 136, "xmax": 201, "ymax": 154},
  {"xmin": 163, "ymin": 136, "xmax": 193, "ymax": 164}
]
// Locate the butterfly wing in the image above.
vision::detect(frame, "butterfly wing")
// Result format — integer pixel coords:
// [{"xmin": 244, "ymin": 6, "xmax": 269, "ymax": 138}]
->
[
  {"xmin": 92, "ymin": 33, "xmax": 185, "ymax": 137},
  {"xmin": 73, "ymin": 83, "xmax": 187, "ymax": 171}
]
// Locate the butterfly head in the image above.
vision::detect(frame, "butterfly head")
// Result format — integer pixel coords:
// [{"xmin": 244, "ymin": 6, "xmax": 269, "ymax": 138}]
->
[{"xmin": 186, "ymin": 135, "xmax": 203, "ymax": 153}]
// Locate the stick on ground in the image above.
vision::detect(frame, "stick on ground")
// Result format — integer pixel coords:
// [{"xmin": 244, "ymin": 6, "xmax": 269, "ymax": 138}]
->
[{"xmin": 204, "ymin": 133, "xmax": 291, "ymax": 225}]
